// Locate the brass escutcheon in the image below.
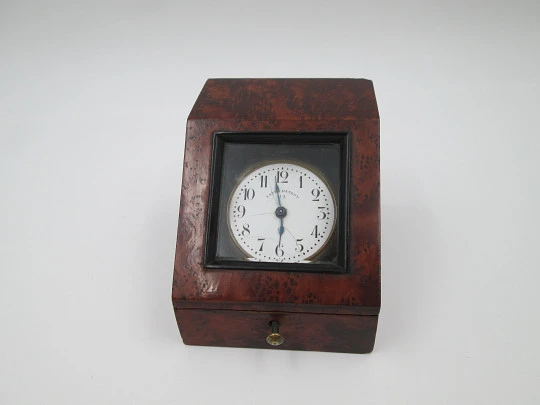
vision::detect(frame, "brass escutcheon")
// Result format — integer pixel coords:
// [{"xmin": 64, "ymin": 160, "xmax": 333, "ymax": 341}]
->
[{"xmin": 266, "ymin": 321, "xmax": 284, "ymax": 346}]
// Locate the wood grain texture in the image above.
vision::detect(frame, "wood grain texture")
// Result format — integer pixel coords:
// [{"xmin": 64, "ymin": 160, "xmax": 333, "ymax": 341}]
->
[
  {"xmin": 188, "ymin": 79, "xmax": 379, "ymax": 121},
  {"xmin": 173, "ymin": 79, "xmax": 380, "ymax": 352},
  {"xmin": 176, "ymin": 309, "xmax": 378, "ymax": 354}
]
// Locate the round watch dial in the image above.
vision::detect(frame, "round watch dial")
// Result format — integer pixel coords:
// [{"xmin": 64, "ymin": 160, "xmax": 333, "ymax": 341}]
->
[{"xmin": 228, "ymin": 162, "xmax": 336, "ymax": 263}]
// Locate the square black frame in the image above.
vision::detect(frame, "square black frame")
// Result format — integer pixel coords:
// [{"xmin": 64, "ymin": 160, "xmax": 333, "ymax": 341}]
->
[{"xmin": 204, "ymin": 132, "xmax": 350, "ymax": 273}]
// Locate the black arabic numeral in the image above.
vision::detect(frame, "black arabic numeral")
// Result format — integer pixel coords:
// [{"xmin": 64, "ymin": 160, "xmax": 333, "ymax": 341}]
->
[
  {"xmin": 260, "ymin": 175, "xmax": 268, "ymax": 188},
  {"xmin": 311, "ymin": 225, "xmax": 319, "ymax": 238},
  {"xmin": 258, "ymin": 238, "xmax": 265, "ymax": 251},
  {"xmin": 295, "ymin": 239, "xmax": 304, "ymax": 252},
  {"xmin": 275, "ymin": 244, "xmax": 284, "ymax": 257},
  {"xmin": 244, "ymin": 188, "xmax": 255, "ymax": 200},
  {"xmin": 311, "ymin": 189, "xmax": 321, "ymax": 201},
  {"xmin": 277, "ymin": 170, "xmax": 289, "ymax": 183},
  {"xmin": 317, "ymin": 206, "xmax": 326, "ymax": 220},
  {"xmin": 299, "ymin": 175, "xmax": 303, "ymax": 188},
  {"xmin": 242, "ymin": 224, "xmax": 250, "ymax": 236},
  {"xmin": 237, "ymin": 205, "xmax": 246, "ymax": 218}
]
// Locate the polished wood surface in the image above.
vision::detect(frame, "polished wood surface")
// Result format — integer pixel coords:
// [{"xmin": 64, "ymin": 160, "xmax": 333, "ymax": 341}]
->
[
  {"xmin": 173, "ymin": 79, "xmax": 380, "ymax": 353},
  {"xmin": 176, "ymin": 309, "xmax": 378, "ymax": 353},
  {"xmin": 188, "ymin": 78, "xmax": 379, "ymax": 121}
]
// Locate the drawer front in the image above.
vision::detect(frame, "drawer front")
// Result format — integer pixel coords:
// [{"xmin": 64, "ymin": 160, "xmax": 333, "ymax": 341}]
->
[{"xmin": 175, "ymin": 308, "xmax": 378, "ymax": 354}]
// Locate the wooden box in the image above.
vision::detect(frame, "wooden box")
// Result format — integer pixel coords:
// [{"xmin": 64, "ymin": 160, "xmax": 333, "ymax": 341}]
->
[{"xmin": 172, "ymin": 79, "xmax": 380, "ymax": 353}]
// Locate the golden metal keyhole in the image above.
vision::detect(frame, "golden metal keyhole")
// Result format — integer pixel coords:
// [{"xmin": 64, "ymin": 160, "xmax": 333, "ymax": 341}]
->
[{"xmin": 266, "ymin": 321, "xmax": 284, "ymax": 346}]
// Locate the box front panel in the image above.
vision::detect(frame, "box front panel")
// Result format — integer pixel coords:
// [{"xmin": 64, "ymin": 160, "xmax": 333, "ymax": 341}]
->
[
  {"xmin": 175, "ymin": 308, "xmax": 378, "ymax": 354},
  {"xmin": 173, "ymin": 119, "xmax": 380, "ymax": 315}
]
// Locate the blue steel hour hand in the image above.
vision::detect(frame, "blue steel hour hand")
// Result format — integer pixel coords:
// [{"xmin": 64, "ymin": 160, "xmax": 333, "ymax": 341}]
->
[{"xmin": 278, "ymin": 219, "xmax": 284, "ymax": 246}]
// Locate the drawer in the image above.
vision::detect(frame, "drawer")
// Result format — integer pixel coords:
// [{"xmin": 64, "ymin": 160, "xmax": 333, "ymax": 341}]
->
[{"xmin": 175, "ymin": 308, "xmax": 378, "ymax": 354}]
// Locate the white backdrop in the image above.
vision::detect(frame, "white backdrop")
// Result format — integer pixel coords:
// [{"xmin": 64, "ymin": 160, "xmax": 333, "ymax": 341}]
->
[{"xmin": 1, "ymin": 1, "xmax": 539, "ymax": 404}]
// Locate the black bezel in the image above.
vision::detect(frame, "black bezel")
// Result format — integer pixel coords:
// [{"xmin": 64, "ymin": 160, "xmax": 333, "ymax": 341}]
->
[{"xmin": 204, "ymin": 132, "xmax": 350, "ymax": 274}]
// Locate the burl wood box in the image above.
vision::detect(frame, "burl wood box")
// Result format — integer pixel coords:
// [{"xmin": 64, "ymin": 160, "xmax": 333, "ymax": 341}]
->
[{"xmin": 172, "ymin": 79, "xmax": 380, "ymax": 353}]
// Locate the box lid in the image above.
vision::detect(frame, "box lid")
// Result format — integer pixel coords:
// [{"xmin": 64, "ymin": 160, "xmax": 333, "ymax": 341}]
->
[{"xmin": 173, "ymin": 78, "xmax": 380, "ymax": 316}]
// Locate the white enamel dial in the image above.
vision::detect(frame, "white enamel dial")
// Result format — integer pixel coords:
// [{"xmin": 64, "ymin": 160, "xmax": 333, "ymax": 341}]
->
[{"xmin": 228, "ymin": 162, "xmax": 336, "ymax": 263}]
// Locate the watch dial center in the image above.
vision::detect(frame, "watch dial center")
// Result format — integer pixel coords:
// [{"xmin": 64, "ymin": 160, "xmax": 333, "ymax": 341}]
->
[{"xmin": 275, "ymin": 207, "xmax": 287, "ymax": 218}]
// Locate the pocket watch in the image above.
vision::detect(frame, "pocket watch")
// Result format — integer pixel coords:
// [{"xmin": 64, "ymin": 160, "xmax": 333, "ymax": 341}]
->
[{"xmin": 228, "ymin": 161, "xmax": 337, "ymax": 263}]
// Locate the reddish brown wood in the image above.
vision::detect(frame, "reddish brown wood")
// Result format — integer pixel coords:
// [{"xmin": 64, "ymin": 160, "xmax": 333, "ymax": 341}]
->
[
  {"xmin": 173, "ymin": 79, "xmax": 380, "ymax": 353},
  {"xmin": 175, "ymin": 309, "xmax": 378, "ymax": 353},
  {"xmin": 188, "ymin": 79, "xmax": 379, "ymax": 121}
]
